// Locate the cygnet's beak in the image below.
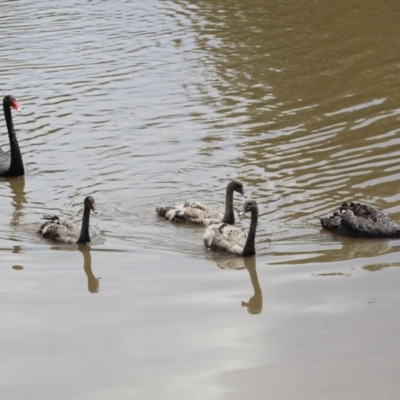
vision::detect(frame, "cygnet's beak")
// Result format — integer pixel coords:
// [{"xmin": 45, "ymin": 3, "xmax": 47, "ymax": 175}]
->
[
  {"xmin": 239, "ymin": 204, "xmax": 247, "ymax": 216},
  {"xmin": 241, "ymin": 189, "xmax": 247, "ymax": 198},
  {"xmin": 91, "ymin": 204, "xmax": 98, "ymax": 214}
]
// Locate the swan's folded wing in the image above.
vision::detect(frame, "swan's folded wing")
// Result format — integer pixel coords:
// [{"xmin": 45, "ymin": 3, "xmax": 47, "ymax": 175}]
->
[
  {"xmin": 157, "ymin": 202, "xmax": 213, "ymax": 216},
  {"xmin": 341, "ymin": 213, "xmax": 400, "ymax": 238},
  {"xmin": 162, "ymin": 204, "xmax": 223, "ymax": 225},
  {"xmin": 204, "ymin": 223, "xmax": 247, "ymax": 255},
  {"xmin": 350, "ymin": 203, "xmax": 382, "ymax": 220},
  {"xmin": 183, "ymin": 202, "xmax": 213, "ymax": 212},
  {"xmin": 349, "ymin": 202, "xmax": 396, "ymax": 226},
  {"xmin": 39, "ymin": 219, "xmax": 80, "ymax": 243}
]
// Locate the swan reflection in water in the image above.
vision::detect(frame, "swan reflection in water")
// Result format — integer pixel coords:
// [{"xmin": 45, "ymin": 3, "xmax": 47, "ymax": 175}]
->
[
  {"xmin": 79, "ymin": 246, "xmax": 100, "ymax": 294},
  {"xmin": 311, "ymin": 236, "xmax": 393, "ymax": 265},
  {"xmin": 340, "ymin": 240, "xmax": 392, "ymax": 258},
  {"xmin": 49, "ymin": 245, "xmax": 100, "ymax": 293},
  {"xmin": 8, "ymin": 176, "xmax": 27, "ymax": 228},
  {"xmin": 241, "ymin": 257, "xmax": 263, "ymax": 315},
  {"xmin": 11, "ymin": 245, "xmax": 24, "ymax": 270},
  {"xmin": 207, "ymin": 256, "xmax": 263, "ymax": 315}
]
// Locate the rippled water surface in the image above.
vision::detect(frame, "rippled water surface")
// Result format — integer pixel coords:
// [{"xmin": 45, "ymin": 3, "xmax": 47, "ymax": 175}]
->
[{"xmin": 2, "ymin": 1, "xmax": 400, "ymax": 399}]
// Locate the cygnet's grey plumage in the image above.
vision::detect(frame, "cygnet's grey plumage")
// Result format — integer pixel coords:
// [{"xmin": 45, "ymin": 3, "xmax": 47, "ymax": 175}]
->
[
  {"xmin": 156, "ymin": 180, "xmax": 246, "ymax": 226},
  {"xmin": 39, "ymin": 196, "xmax": 97, "ymax": 244},
  {"xmin": 320, "ymin": 201, "xmax": 400, "ymax": 238},
  {"xmin": 204, "ymin": 199, "xmax": 258, "ymax": 256}
]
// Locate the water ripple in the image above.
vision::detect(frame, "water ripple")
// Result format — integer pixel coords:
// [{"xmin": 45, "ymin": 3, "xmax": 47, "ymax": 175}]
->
[{"xmin": 0, "ymin": 0, "xmax": 399, "ymax": 259}]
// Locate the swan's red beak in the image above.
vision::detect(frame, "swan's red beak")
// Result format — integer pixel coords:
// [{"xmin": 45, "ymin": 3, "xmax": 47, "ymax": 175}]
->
[
  {"xmin": 11, "ymin": 100, "xmax": 21, "ymax": 112},
  {"xmin": 91, "ymin": 204, "xmax": 98, "ymax": 214}
]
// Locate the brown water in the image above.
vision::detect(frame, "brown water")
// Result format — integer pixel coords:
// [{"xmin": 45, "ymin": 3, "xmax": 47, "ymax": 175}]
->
[{"xmin": 1, "ymin": 1, "xmax": 400, "ymax": 399}]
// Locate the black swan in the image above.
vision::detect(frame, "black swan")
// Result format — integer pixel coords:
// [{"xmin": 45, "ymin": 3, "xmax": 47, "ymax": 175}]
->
[
  {"xmin": 204, "ymin": 199, "xmax": 258, "ymax": 256},
  {"xmin": 0, "ymin": 95, "xmax": 24, "ymax": 177},
  {"xmin": 39, "ymin": 196, "xmax": 97, "ymax": 244},
  {"xmin": 319, "ymin": 201, "xmax": 400, "ymax": 238},
  {"xmin": 156, "ymin": 180, "xmax": 246, "ymax": 226}
]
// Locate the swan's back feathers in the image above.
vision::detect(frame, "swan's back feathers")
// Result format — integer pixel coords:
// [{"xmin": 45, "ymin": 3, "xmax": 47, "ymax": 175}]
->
[
  {"xmin": 340, "ymin": 210, "xmax": 400, "ymax": 238},
  {"xmin": 204, "ymin": 223, "xmax": 247, "ymax": 255},
  {"xmin": 157, "ymin": 202, "xmax": 224, "ymax": 226},
  {"xmin": 341, "ymin": 202, "xmax": 389, "ymax": 222},
  {"xmin": 182, "ymin": 202, "xmax": 213, "ymax": 212},
  {"xmin": 320, "ymin": 202, "xmax": 400, "ymax": 238},
  {"xmin": 39, "ymin": 217, "xmax": 80, "ymax": 244}
]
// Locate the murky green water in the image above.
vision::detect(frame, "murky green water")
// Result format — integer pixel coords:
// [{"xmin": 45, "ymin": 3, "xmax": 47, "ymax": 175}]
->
[{"xmin": 1, "ymin": 1, "xmax": 400, "ymax": 399}]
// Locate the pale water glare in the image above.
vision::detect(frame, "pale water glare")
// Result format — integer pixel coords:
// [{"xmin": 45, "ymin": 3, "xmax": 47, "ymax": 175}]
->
[{"xmin": 1, "ymin": 1, "xmax": 400, "ymax": 399}]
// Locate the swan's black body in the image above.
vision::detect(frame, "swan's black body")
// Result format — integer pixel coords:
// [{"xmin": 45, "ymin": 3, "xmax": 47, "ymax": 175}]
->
[
  {"xmin": 0, "ymin": 95, "xmax": 24, "ymax": 177},
  {"xmin": 320, "ymin": 201, "xmax": 400, "ymax": 238},
  {"xmin": 39, "ymin": 196, "xmax": 97, "ymax": 244},
  {"xmin": 156, "ymin": 180, "xmax": 246, "ymax": 226},
  {"xmin": 204, "ymin": 200, "xmax": 259, "ymax": 256}
]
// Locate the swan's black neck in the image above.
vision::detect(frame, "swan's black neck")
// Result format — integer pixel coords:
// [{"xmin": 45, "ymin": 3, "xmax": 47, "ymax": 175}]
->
[
  {"xmin": 242, "ymin": 207, "xmax": 258, "ymax": 256},
  {"xmin": 222, "ymin": 183, "xmax": 235, "ymax": 224},
  {"xmin": 3, "ymin": 99, "xmax": 24, "ymax": 177},
  {"xmin": 77, "ymin": 205, "xmax": 91, "ymax": 244}
]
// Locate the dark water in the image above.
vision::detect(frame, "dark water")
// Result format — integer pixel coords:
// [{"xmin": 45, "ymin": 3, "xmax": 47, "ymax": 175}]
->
[{"xmin": 1, "ymin": 1, "xmax": 400, "ymax": 399}]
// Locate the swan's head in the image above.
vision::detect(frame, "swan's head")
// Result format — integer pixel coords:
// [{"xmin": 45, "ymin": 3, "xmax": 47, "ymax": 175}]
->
[
  {"xmin": 84, "ymin": 196, "xmax": 98, "ymax": 214},
  {"xmin": 239, "ymin": 199, "xmax": 258, "ymax": 216},
  {"xmin": 340, "ymin": 201, "xmax": 351, "ymax": 214},
  {"xmin": 230, "ymin": 179, "xmax": 246, "ymax": 197},
  {"xmin": 4, "ymin": 95, "xmax": 21, "ymax": 112},
  {"xmin": 344, "ymin": 209, "xmax": 355, "ymax": 217}
]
